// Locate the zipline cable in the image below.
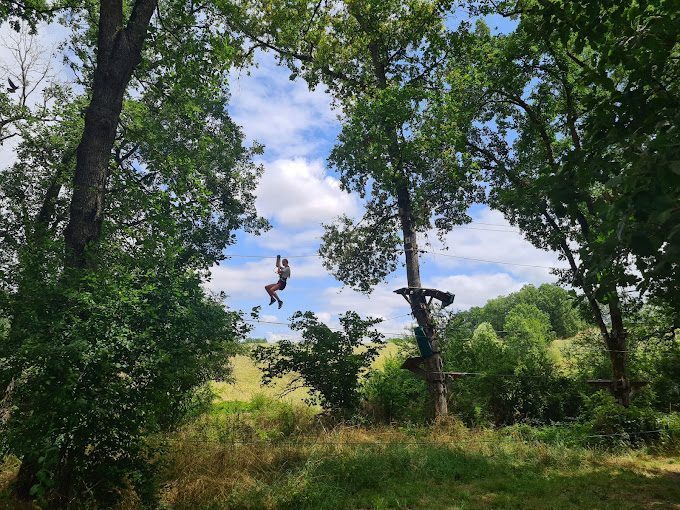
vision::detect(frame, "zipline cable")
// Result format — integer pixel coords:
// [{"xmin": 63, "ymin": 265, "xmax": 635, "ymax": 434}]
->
[
  {"xmin": 242, "ymin": 318, "xmax": 410, "ymax": 337},
  {"xmin": 224, "ymin": 250, "xmax": 563, "ymax": 269}
]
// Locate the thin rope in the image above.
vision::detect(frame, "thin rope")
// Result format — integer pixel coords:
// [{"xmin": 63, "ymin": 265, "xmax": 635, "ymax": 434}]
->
[
  {"xmin": 166, "ymin": 428, "xmax": 671, "ymax": 447},
  {"xmin": 419, "ymin": 249, "xmax": 562, "ymax": 269}
]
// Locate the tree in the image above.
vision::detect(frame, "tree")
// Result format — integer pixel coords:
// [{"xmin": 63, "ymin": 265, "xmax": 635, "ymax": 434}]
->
[
  {"xmin": 520, "ymin": 0, "xmax": 680, "ymax": 318},
  {"xmin": 1, "ymin": 1, "xmax": 266, "ymax": 504},
  {"xmin": 253, "ymin": 311, "xmax": 384, "ymax": 418},
  {"xmin": 0, "ymin": 0, "xmax": 54, "ymax": 32},
  {"xmin": 442, "ymin": 315, "xmax": 578, "ymax": 425},
  {"xmin": 446, "ymin": 284, "xmax": 584, "ymax": 339},
  {"xmin": 228, "ymin": 0, "xmax": 484, "ymax": 417},
  {"xmin": 443, "ymin": 16, "xmax": 647, "ymax": 405},
  {"xmin": 62, "ymin": 0, "xmax": 157, "ymax": 270},
  {"xmin": 0, "ymin": 28, "xmax": 75, "ymax": 294},
  {"xmin": 0, "ymin": 27, "xmax": 63, "ymax": 145}
]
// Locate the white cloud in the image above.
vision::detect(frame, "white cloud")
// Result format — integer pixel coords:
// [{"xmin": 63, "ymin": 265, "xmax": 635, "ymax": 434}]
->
[
  {"xmin": 255, "ymin": 158, "xmax": 359, "ymax": 228},
  {"xmin": 315, "ymin": 282, "xmax": 415, "ymax": 337},
  {"xmin": 251, "ymin": 227, "xmax": 323, "ymax": 252},
  {"xmin": 424, "ymin": 207, "xmax": 566, "ymax": 282},
  {"xmin": 229, "ymin": 52, "xmax": 338, "ymax": 159},
  {"xmin": 427, "ymin": 272, "xmax": 525, "ymax": 310}
]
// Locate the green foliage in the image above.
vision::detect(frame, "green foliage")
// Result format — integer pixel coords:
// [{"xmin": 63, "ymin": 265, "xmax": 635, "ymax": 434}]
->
[
  {"xmin": 442, "ymin": 7, "xmax": 678, "ymax": 392},
  {"xmin": 0, "ymin": 0, "xmax": 52, "ymax": 31},
  {"xmin": 504, "ymin": 303, "xmax": 554, "ymax": 345},
  {"xmin": 444, "ymin": 318, "xmax": 582, "ymax": 426},
  {"xmin": 253, "ymin": 312, "xmax": 384, "ymax": 418},
  {"xmin": 202, "ymin": 395, "xmax": 319, "ymax": 442},
  {"xmin": 231, "ymin": 0, "xmax": 483, "ymax": 292},
  {"xmin": 446, "ymin": 284, "xmax": 584, "ymax": 340},
  {"xmin": 564, "ymin": 306, "xmax": 680, "ymax": 413},
  {"xmin": 581, "ymin": 392, "xmax": 666, "ymax": 448},
  {"xmin": 521, "ymin": 0, "xmax": 680, "ymax": 315},
  {"xmin": 0, "ymin": 1, "xmax": 267, "ymax": 505},
  {"xmin": 0, "ymin": 262, "xmax": 244, "ymax": 506},
  {"xmin": 362, "ymin": 356, "xmax": 429, "ymax": 424}
]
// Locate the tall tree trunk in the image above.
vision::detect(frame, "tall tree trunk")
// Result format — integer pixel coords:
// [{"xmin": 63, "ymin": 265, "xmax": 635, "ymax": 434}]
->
[
  {"xmin": 14, "ymin": 455, "xmax": 38, "ymax": 501},
  {"xmin": 356, "ymin": 15, "xmax": 449, "ymax": 417},
  {"xmin": 607, "ymin": 298, "xmax": 631, "ymax": 406},
  {"xmin": 397, "ymin": 185, "xmax": 448, "ymax": 417},
  {"xmin": 64, "ymin": 0, "xmax": 157, "ymax": 269}
]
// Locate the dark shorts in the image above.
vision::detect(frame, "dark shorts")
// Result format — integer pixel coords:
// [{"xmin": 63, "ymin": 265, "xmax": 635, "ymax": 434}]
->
[{"xmin": 278, "ymin": 279, "xmax": 287, "ymax": 290}]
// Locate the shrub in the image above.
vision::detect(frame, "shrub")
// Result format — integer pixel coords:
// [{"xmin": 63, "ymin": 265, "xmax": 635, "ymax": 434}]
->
[
  {"xmin": 361, "ymin": 356, "xmax": 429, "ymax": 423},
  {"xmin": 444, "ymin": 320, "xmax": 582, "ymax": 425},
  {"xmin": 253, "ymin": 311, "xmax": 384, "ymax": 419},
  {"xmin": 582, "ymin": 391, "xmax": 666, "ymax": 447},
  {"xmin": 194, "ymin": 395, "xmax": 319, "ymax": 443},
  {"xmin": 0, "ymin": 264, "xmax": 243, "ymax": 507}
]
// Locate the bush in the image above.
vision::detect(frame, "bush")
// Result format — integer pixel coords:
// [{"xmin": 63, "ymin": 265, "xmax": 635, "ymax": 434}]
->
[
  {"xmin": 582, "ymin": 391, "xmax": 667, "ymax": 447},
  {"xmin": 444, "ymin": 319, "xmax": 583, "ymax": 426},
  {"xmin": 253, "ymin": 311, "xmax": 384, "ymax": 419},
  {"xmin": 564, "ymin": 308, "xmax": 680, "ymax": 413},
  {"xmin": 0, "ymin": 264, "xmax": 243, "ymax": 507},
  {"xmin": 361, "ymin": 356, "xmax": 429, "ymax": 424},
  {"xmin": 193, "ymin": 395, "xmax": 319, "ymax": 443}
]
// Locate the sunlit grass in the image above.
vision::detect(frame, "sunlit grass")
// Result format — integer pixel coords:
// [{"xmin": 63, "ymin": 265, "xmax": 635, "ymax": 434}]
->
[
  {"xmin": 159, "ymin": 399, "xmax": 680, "ymax": 510},
  {"xmin": 212, "ymin": 342, "xmax": 402, "ymax": 404}
]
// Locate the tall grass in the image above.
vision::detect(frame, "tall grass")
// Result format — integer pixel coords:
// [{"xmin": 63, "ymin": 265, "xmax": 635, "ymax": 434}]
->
[{"xmin": 156, "ymin": 397, "xmax": 680, "ymax": 510}]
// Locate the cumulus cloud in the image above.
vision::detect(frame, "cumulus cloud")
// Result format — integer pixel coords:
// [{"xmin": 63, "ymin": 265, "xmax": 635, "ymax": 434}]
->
[
  {"xmin": 229, "ymin": 52, "xmax": 338, "ymax": 159},
  {"xmin": 251, "ymin": 227, "xmax": 324, "ymax": 252},
  {"xmin": 426, "ymin": 272, "xmax": 525, "ymax": 310},
  {"xmin": 206, "ymin": 260, "xmax": 272, "ymax": 299},
  {"xmin": 207, "ymin": 256, "xmax": 328, "ymax": 299},
  {"xmin": 313, "ymin": 282, "xmax": 415, "ymax": 337},
  {"xmin": 424, "ymin": 207, "xmax": 567, "ymax": 283},
  {"xmin": 255, "ymin": 158, "xmax": 360, "ymax": 228}
]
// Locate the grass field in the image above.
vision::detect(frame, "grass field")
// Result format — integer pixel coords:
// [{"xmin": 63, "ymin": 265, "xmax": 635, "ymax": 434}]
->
[
  {"xmin": 159, "ymin": 403, "xmax": 680, "ymax": 510},
  {"xmin": 212, "ymin": 341, "xmax": 402, "ymax": 403},
  {"xmin": 166, "ymin": 341, "xmax": 679, "ymax": 509}
]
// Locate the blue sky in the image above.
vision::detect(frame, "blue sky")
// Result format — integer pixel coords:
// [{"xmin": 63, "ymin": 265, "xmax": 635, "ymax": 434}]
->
[{"xmin": 0, "ymin": 15, "xmax": 567, "ymax": 341}]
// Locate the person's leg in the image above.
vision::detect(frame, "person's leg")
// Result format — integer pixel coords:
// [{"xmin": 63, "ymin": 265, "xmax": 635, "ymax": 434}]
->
[
  {"xmin": 265, "ymin": 283, "xmax": 278, "ymax": 304},
  {"xmin": 273, "ymin": 282, "xmax": 284, "ymax": 308},
  {"xmin": 268, "ymin": 283, "xmax": 282, "ymax": 305}
]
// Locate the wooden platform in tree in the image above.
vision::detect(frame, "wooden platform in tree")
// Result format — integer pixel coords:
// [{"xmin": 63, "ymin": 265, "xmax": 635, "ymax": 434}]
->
[
  {"xmin": 393, "ymin": 287, "xmax": 455, "ymax": 308},
  {"xmin": 401, "ymin": 356, "xmax": 476, "ymax": 381}
]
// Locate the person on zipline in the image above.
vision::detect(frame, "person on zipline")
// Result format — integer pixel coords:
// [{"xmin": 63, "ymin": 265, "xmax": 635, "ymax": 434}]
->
[{"xmin": 265, "ymin": 255, "xmax": 290, "ymax": 309}]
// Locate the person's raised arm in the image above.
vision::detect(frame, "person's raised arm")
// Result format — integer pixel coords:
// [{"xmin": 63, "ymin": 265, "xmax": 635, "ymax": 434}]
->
[{"xmin": 276, "ymin": 254, "xmax": 281, "ymax": 269}]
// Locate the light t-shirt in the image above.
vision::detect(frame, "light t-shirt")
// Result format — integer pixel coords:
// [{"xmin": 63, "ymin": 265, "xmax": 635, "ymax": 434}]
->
[{"xmin": 279, "ymin": 266, "xmax": 291, "ymax": 280}]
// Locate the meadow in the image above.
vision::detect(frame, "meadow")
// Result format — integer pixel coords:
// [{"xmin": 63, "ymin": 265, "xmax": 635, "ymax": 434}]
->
[
  {"xmin": 2, "ymin": 341, "xmax": 678, "ymax": 509},
  {"xmin": 161, "ymin": 343, "xmax": 679, "ymax": 509}
]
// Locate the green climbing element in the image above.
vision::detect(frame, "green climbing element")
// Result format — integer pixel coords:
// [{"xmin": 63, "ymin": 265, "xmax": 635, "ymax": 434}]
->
[{"xmin": 414, "ymin": 326, "xmax": 434, "ymax": 358}]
